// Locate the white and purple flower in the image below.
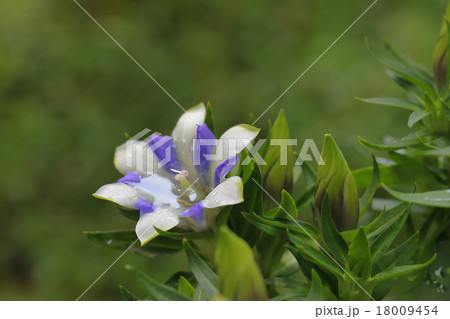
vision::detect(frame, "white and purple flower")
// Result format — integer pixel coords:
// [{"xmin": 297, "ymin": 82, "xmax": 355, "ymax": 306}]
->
[{"xmin": 93, "ymin": 103, "xmax": 259, "ymax": 245}]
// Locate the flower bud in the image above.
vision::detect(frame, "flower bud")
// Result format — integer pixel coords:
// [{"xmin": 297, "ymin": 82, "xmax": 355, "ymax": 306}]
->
[
  {"xmin": 261, "ymin": 110, "xmax": 294, "ymax": 201},
  {"xmin": 433, "ymin": 3, "xmax": 450, "ymax": 90},
  {"xmin": 314, "ymin": 134, "xmax": 359, "ymax": 231}
]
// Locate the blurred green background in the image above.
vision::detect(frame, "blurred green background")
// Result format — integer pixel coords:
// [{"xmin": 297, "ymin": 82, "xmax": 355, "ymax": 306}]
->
[{"xmin": 0, "ymin": 0, "xmax": 446, "ymax": 300}]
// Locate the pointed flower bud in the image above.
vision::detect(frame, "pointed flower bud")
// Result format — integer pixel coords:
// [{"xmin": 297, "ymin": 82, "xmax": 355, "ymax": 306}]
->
[
  {"xmin": 433, "ymin": 2, "xmax": 450, "ymax": 90},
  {"xmin": 314, "ymin": 134, "xmax": 359, "ymax": 231},
  {"xmin": 261, "ymin": 109, "xmax": 294, "ymax": 201}
]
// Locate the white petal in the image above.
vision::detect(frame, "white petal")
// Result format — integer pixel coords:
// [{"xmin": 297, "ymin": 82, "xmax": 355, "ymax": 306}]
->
[
  {"xmin": 209, "ymin": 124, "xmax": 260, "ymax": 187},
  {"xmin": 217, "ymin": 124, "xmax": 260, "ymax": 159},
  {"xmin": 203, "ymin": 176, "xmax": 244, "ymax": 208},
  {"xmin": 93, "ymin": 183, "xmax": 140, "ymax": 208},
  {"xmin": 114, "ymin": 141, "xmax": 157, "ymax": 175},
  {"xmin": 171, "ymin": 103, "xmax": 206, "ymax": 179},
  {"xmin": 135, "ymin": 205, "xmax": 182, "ymax": 245}
]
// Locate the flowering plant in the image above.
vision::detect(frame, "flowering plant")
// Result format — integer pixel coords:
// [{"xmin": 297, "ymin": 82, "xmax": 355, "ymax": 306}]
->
[{"xmin": 85, "ymin": 4, "xmax": 450, "ymax": 301}]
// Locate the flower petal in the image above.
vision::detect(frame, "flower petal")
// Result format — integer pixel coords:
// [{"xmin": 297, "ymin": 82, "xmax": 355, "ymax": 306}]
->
[
  {"xmin": 217, "ymin": 124, "xmax": 260, "ymax": 160},
  {"xmin": 114, "ymin": 141, "xmax": 156, "ymax": 175},
  {"xmin": 117, "ymin": 171, "xmax": 140, "ymax": 184},
  {"xmin": 171, "ymin": 103, "xmax": 206, "ymax": 180},
  {"xmin": 93, "ymin": 183, "xmax": 141, "ymax": 209},
  {"xmin": 194, "ymin": 124, "xmax": 216, "ymax": 180},
  {"xmin": 134, "ymin": 198, "xmax": 155, "ymax": 215},
  {"xmin": 147, "ymin": 134, "xmax": 182, "ymax": 174},
  {"xmin": 203, "ymin": 176, "xmax": 244, "ymax": 208},
  {"xmin": 214, "ymin": 155, "xmax": 238, "ymax": 187},
  {"xmin": 181, "ymin": 201, "xmax": 204, "ymax": 223},
  {"xmin": 209, "ymin": 124, "xmax": 259, "ymax": 188},
  {"xmin": 135, "ymin": 205, "xmax": 182, "ymax": 245}
]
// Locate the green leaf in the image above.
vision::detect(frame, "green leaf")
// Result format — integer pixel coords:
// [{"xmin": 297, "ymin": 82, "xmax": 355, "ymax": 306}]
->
[
  {"xmin": 320, "ymin": 193, "xmax": 348, "ymax": 265},
  {"xmin": 370, "ymin": 204, "xmax": 410, "ymax": 266},
  {"xmin": 341, "ymin": 202, "xmax": 411, "ymax": 242},
  {"xmin": 126, "ymin": 265, "xmax": 191, "ymax": 301},
  {"xmin": 295, "ymin": 185, "xmax": 315, "ymax": 211},
  {"xmin": 117, "ymin": 206, "xmax": 139, "ymax": 221},
  {"xmin": 242, "ymin": 213, "xmax": 291, "ymax": 241},
  {"xmin": 154, "ymin": 227, "xmax": 212, "ymax": 240},
  {"xmin": 215, "ymin": 227, "xmax": 268, "ymax": 300},
  {"xmin": 347, "ymin": 228, "xmax": 371, "ymax": 279},
  {"xmin": 183, "ymin": 240, "xmax": 219, "ymax": 299},
  {"xmin": 383, "ymin": 184, "xmax": 450, "ymax": 208},
  {"xmin": 242, "ymin": 212, "xmax": 319, "ymax": 239},
  {"xmin": 266, "ymin": 189, "xmax": 298, "ymax": 220},
  {"xmin": 353, "ymin": 163, "xmax": 439, "ymax": 190},
  {"xmin": 359, "ymin": 155, "xmax": 379, "ymax": 218},
  {"xmin": 408, "ymin": 110, "xmax": 431, "ymax": 127},
  {"xmin": 119, "ymin": 285, "xmax": 139, "ymax": 301},
  {"xmin": 356, "ymin": 97, "xmax": 422, "ymax": 111},
  {"xmin": 412, "ymin": 146, "xmax": 450, "ymax": 157},
  {"xmin": 287, "ymin": 233, "xmax": 343, "ymax": 278},
  {"xmin": 366, "ymin": 38, "xmax": 436, "ymax": 97},
  {"xmin": 264, "ymin": 277, "xmax": 308, "ymax": 291},
  {"xmin": 204, "ymin": 101, "xmax": 216, "ymax": 136},
  {"xmin": 193, "ymin": 286, "xmax": 208, "ymax": 301},
  {"xmin": 178, "ymin": 276, "xmax": 195, "ymax": 299},
  {"xmin": 236, "ymin": 160, "xmax": 263, "ymax": 215},
  {"xmin": 307, "ymin": 269, "xmax": 326, "ymax": 301},
  {"xmin": 376, "ymin": 232, "xmax": 419, "ymax": 271},
  {"xmin": 83, "ymin": 230, "xmax": 181, "ymax": 257},
  {"xmin": 358, "ymin": 135, "xmax": 419, "ymax": 151},
  {"xmin": 229, "ymin": 161, "xmax": 263, "ymax": 244},
  {"xmin": 370, "ymin": 254, "xmax": 437, "ymax": 285}
]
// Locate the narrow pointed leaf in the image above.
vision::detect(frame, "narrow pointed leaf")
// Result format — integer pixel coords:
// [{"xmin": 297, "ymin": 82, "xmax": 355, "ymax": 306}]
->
[
  {"xmin": 287, "ymin": 232, "xmax": 343, "ymax": 278},
  {"xmin": 266, "ymin": 189, "xmax": 298, "ymax": 219},
  {"xmin": 358, "ymin": 135, "xmax": 419, "ymax": 151},
  {"xmin": 307, "ymin": 270, "xmax": 326, "ymax": 301},
  {"xmin": 83, "ymin": 230, "xmax": 181, "ymax": 257},
  {"xmin": 407, "ymin": 110, "xmax": 431, "ymax": 127},
  {"xmin": 383, "ymin": 184, "xmax": 450, "ymax": 208},
  {"xmin": 320, "ymin": 194, "xmax": 348, "ymax": 265},
  {"xmin": 183, "ymin": 240, "xmax": 219, "ymax": 298},
  {"xmin": 370, "ymin": 254, "xmax": 436, "ymax": 284},
  {"xmin": 125, "ymin": 265, "xmax": 190, "ymax": 301},
  {"xmin": 356, "ymin": 97, "xmax": 422, "ymax": 111},
  {"xmin": 347, "ymin": 228, "xmax": 371, "ymax": 279},
  {"xmin": 119, "ymin": 285, "xmax": 139, "ymax": 301},
  {"xmin": 359, "ymin": 155, "xmax": 379, "ymax": 218},
  {"xmin": 371, "ymin": 205, "xmax": 410, "ymax": 265},
  {"xmin": 178, "ymin": 276, "xmax": 195, "ymax": 299},
  {"xmin": 154, "ymin": 227, "xmax": 212, "ymax": 240}
]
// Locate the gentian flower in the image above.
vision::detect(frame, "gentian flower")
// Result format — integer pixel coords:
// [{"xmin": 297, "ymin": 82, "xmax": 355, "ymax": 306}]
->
[{"xmin": 94, "ymin": 103, "xmax": 260, "ymax": 245}]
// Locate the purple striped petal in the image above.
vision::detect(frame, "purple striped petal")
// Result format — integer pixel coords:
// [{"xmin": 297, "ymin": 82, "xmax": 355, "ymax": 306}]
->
[
  {"xmin": 214, "ymin": 155, "xmax": 238, "ymax": 187},
  {"xmin": 134, "ymin": 198, "xmax": 155, "ymax": 216},
  {"xmin": 148, "ymin": 134, "xmax": 181, "ymax": 174},
  {"xmin": 181, "ymin": 201, "xmax": 204, "ymax": 223},
  {"xmin": 194, "ymin": 124, "xmax": 216, "ymax": 179},
  {"xmin": 117, "ymin": 171, "xmax": 140, "ymax": 184}
]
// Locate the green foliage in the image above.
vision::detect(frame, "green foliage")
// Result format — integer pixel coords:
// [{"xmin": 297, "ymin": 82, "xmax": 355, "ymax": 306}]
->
[
  {"xmin": 79, "ymin": 3, "xmax": 450, "ymax": 302},
  {"xmin": 215, "ymin": 227, "xmax": 268, "ymax": 300},
  {"xmin": 83, "ymin": 230, "xmax": 181, "ymax": 257},
  {"xmin": 125, "ymin": 265, "xmax": 191, "ymax": 301},
  {"xmin": 182, "ymin": 240, "xmax": 219, "ymax": 299},
  {"xmin": 314, "ymin": 134, "xmax": 359, "ymax": 231},
  {"xmin": 260, "ymin": 109, "xmax": 294, "ymax": 201}
]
